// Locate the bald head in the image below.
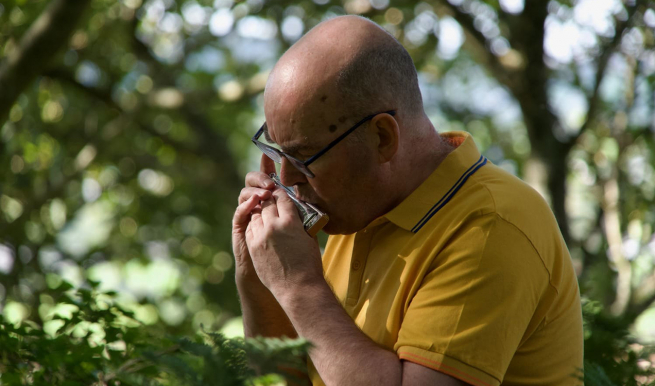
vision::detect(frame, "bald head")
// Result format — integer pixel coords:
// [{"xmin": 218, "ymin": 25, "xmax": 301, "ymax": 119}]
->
[
  {"xmin": 261, "ymin": 16, "xmax": 447, "ymax": 234},
  {"xmin": 266, "ymin": 16, "xmax": 424, "ymax": 127}
]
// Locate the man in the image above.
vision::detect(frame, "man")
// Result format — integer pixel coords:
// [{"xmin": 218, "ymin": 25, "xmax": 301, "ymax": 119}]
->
[{"xmin": 232, "ymin": 15, "xmax": 583, "ymax": 386}]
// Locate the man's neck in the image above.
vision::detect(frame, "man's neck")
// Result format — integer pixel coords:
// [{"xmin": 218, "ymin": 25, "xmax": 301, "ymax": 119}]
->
[{"xmin": 381, "ymin": 125, "xmax": 454, "ymax": 220}]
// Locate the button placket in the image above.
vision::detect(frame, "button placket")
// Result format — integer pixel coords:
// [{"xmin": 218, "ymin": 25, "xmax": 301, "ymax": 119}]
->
[{"xmin": 345, "ymin": 228, "xmax": 374, "ymax": 306}]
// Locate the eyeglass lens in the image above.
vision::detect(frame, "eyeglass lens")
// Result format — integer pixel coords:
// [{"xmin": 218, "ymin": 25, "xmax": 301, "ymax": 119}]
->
[{"xmin": 255, "ymin": 142, "xmax": 282, "ymax": 163}]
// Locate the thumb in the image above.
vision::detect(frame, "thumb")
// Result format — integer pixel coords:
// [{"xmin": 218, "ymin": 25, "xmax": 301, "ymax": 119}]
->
[
  {"xmin": 260, "ymin": 153, "xmax": 276, "ymax": 175},
  {"xmin": 273, "ymin": 189, "xmax": 303, "ymax": 224}
]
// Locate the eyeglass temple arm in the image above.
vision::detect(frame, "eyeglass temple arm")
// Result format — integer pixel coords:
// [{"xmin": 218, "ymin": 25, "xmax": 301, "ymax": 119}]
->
[
  {"xmin": 252, "ymin": 125, "xmax": 265, "ymax": 141},
  {"xmin": 304, "ymin": 110, "xmax": 396, "ymax": 167}
]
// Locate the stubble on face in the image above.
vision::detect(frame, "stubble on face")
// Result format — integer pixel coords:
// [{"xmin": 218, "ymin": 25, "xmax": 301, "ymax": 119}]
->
[{"xmin": 309, "ymin": 137, "xmax": 380, "ymax": 235}]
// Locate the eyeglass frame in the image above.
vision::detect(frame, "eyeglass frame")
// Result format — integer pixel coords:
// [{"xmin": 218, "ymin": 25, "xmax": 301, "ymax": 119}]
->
[{"xmin": 251, "ymin": 110, "xmax": 396, "ymax": 178}]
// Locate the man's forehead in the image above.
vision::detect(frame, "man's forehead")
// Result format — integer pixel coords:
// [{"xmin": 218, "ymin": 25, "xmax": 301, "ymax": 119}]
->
[
  {"xmin": 263, "ymin": 91, "xmax": 342, "ymax": 150},
  {"xmin": 263, "ymin": 67, "xmax": 345, "ymax": 153},
  {"xmin": 265, "ymin": 43, "xmax": 344, "ymax": 111}
]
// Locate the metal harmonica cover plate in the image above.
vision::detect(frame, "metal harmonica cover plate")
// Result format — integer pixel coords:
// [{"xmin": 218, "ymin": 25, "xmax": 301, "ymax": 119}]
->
[{"xmin": 269, "ymin": 174, "xmax": 329, "ymax": 236}]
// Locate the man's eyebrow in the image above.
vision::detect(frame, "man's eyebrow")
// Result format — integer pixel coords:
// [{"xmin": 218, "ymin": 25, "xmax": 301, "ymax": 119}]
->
[{"xmin": 263, "ymin": 126, "xmax": 318, "ymax": 154}]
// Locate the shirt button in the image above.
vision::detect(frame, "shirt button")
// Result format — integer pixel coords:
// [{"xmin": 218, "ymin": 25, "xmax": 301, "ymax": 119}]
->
[{"xmin": 352, "ymin": 260, "xmax": 361, "ymax": 270}]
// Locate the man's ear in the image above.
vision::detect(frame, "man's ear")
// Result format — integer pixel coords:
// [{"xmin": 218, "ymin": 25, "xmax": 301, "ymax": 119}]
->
[{"xmin": 371, "ymin": 113, "xmax": 399, "ymax": 164}]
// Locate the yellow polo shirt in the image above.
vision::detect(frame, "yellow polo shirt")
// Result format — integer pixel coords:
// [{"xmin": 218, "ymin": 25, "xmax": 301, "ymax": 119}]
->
[{"xmin": 310, "ymin": 132, "xmax": 583, "ymax": 386}]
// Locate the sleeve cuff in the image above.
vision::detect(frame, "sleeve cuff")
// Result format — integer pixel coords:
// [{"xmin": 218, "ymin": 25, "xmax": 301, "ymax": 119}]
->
[{"xmin": 397, "ymin": 346, "xmax": 500, "ymax": 386}]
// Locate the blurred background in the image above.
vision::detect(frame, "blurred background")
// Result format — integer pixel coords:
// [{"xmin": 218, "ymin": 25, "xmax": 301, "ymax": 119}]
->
[{"xmin": 1, "ymin": 0, "xmax": 655, "ymax": 382}]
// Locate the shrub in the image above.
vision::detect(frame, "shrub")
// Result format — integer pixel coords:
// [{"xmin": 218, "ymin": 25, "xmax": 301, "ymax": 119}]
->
[{"xmin": 0, "ymin": 282, "xmax": 309, "ymax": 386}]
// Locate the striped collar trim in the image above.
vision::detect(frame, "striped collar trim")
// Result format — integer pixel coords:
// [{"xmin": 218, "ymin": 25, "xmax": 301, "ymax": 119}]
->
[
  {"xmin": 382, "ymin": 132, "xmax": 486, "ymax": 233},
  {"xmin": 411, "ymin": 155, "xmax": 487, "ymax": 233}
]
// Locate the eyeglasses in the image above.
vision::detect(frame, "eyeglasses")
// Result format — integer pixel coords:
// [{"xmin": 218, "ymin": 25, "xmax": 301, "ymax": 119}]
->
[{"xmin": 252, "ymin": 110, "xmax": 396, "ymax": 178}]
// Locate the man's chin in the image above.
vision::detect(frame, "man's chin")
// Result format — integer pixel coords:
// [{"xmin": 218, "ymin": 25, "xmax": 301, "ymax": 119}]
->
[
  {"xmin": 321, "ymin": 217, "xmax": 366, "ymax": 235},
  {"xmin": 321, "ymin": 225, "xmax": 343, "ymax": 235}
]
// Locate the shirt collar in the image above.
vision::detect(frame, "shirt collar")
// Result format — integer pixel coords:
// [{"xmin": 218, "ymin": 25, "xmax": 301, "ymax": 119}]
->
[{"xmin": 384, "ymin": 131, "xmax": 487, "ymax": 233}]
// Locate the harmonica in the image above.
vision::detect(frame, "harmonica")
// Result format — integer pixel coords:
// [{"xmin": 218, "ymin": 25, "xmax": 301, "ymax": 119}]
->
[{"xmin": 269, "ymin": 173, "xmax": 329, "ymax": 237}]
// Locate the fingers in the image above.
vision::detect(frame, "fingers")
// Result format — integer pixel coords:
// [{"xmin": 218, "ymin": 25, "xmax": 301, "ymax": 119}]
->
[
  {"xmin": 233, "ymin": 194, "xmax": 260, "ymax": 232},
  {"xmin": 261, "ymin": 195, "xmax": 279, "ymax": 223},
  {"xmin": 260, "ymin": 153, "xmax": 276, "ymax": 175},
  {"xmin": 272, "ymin": 189, "xmax": 303, "ymax": 225},
  {"xmin": 247, "ymin": 205, "xmax": 264, "ymax": 239},
  {"xmin": 242, "ymin": 154, "xmax": 278, "ymax": 204},
  {"xmin": 245, "ymin": 170, "xmax": 274, "ymax": 191},
  {"xmin": 239, "ymin": 187, "xmax": 272, "ymax": 205}
]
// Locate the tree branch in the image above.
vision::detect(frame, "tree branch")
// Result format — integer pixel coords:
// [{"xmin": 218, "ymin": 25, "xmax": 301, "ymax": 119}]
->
[
  {"xmin": 127, "ymin": 14, "xmax": 242, "ymax": 190},
  {"xmin": 435, "ymin": 1, "xmax": 519, "ymax": 92},
  {"xmin": 570, "ymin": 5, "xmax": 639, "ymax": 150},
  {"xmin": 0, "ymin": 0, "xmax": 92, "ymax": 125},
  {"xmin": 44, "ymin": 69, "xmax": 212, "ymax": 161},
  {"xmin": 45, "ymin": 68, "xmax": 242, "ymax": 192}
]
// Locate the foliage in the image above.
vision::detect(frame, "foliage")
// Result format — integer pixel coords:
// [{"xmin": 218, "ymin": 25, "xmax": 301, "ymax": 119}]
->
[
  {"xmin": 2, "ymin": 282, "xmax": 654, "ymax": 386},
  {"xmin": 2, "ymin": 0, "xmax": 655, "ymax": 383},
  {"xmin": 584, "ymin": 362, "xmax": 621, "ymax": 386},
  {"xmin": 0, "ymin": 282, "xmax": 308, "ymax": 386},
  {"xmin": 583, "ymin": 299, "xmax": 655, "ymax": 386}
]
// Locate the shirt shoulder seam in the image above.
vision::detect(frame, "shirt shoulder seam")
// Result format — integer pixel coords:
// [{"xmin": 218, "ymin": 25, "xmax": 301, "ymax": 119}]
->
[
  {"xmin": 462, "ymin": 181, "xmax": 558, "ymax": 295},
  {"xmin": 490, "ymin": 211, "xmax": 559, "ymax": 296}
]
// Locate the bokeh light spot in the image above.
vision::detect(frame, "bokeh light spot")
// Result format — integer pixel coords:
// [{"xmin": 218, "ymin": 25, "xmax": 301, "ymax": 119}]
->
[
  {"xmin": 385, "ymin": 8, "xmax": 403, "ymax": 25},
  {"xmin": 209, "ymin": 8, "xmax": 234, "ymax": 36}
]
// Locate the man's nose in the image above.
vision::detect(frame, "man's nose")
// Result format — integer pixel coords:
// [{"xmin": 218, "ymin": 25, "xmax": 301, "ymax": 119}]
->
[{"xmin": 279, "ymin": 157, "xmax": 308, "ymax": 187}]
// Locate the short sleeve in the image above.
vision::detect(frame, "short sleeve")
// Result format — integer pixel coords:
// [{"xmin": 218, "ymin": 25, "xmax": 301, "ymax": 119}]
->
[{"xmin": 395, "ymin": 214, "xmax": 550, "ymax": 386}]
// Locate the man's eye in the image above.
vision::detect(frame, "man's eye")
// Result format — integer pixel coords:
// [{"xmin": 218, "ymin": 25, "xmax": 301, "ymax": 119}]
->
[
  {"xmin": 295, "ymin": 152, "xmax": 310, "ymax": 159},
  {"xmin": 295, "ymin": 151, "xmax": 316, "ymax": 161},
  {"xmin": 286, "ymin": 154, "xmax": 304, "ymax": 162}
]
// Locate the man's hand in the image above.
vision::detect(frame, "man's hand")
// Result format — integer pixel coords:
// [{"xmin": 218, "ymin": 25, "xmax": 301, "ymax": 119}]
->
[
  {"xmin": 232, "ymin": 155, "xmax": 276, "ymax": 280},
  {"xmin": 232, "ymin": 154, "xmax": 298, "ymax": 340},
  {"xmin": 244, "ymin": 187, "xmax": 324, "ymax": 298},
  {"xmin": 235, "ymin": 158, "xmax": 469, "ymax": 386}
]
